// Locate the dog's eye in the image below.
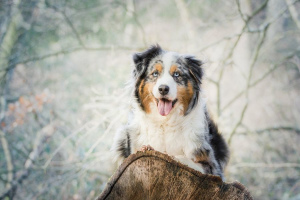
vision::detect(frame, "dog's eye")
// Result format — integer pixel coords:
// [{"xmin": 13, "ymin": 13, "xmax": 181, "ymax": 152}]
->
[
  {"xmin": 173, "ymin": 72, "xmax": 180, "ymax": 77},
  {"xmin": 152, "ymin": 71, "xmax": 159, "ymax": 77}
]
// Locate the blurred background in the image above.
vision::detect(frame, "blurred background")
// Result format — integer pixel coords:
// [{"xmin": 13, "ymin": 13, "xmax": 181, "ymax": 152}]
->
[{"xmin": 0, "ymin": 0, "xmax": 300, "ymax": 199}]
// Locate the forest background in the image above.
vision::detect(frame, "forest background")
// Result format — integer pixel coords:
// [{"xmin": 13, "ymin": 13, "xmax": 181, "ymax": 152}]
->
[{"xmin": 0, "ymin": 0, "xmax": 300, "ymax": 199}]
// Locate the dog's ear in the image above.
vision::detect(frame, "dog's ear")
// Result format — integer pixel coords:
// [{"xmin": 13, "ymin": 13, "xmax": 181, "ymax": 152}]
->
[
  {"xmin": 132, "ymin": 44, "xmax": 162, "ymax": 78},
  {"xmin": 184, "ymin": 56, "xmax": 204, "ymax": 85},
  {"xmin": 132, "ymin": 53, "xmax": 144, "ymax": 78},
  {"xmin": 132, "ymin": 53, "xmax": 142, "ymax": 66}
]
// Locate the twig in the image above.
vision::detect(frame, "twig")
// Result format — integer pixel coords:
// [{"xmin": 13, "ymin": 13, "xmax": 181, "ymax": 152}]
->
[
  {"xmin": 198, "ymin": 35, "xmax": 237, "ymax": 52},
  {"xmin": 248, "ymin": 0, "xmax": 269, "ymax": 21},
  {"xmin": 215, "ymin": 0, "xmax": 270, "ymax": 116},
  {"xmin": 199, "ymin": 0, "xmax": 270, "ymax": 54},
  {"xmin": 247, "ymin": 25, "xmax": 269, "ymax": 88},
  {"xmin": 206, "ymin": 77, "xmax": 218, "ymax": 85},
  {"xmin": 0, "ymin": 123, "xmax": 56, "ymax": 199},
  {"xmin": 0, "ymin": 130, "xmax": 13, "ymax": 189},
  {"xmin": 236, "ymin": 0, "xmax": 247, "ymax": 22},
  {"xmin": 221, "ymin": 0, "xmax": 299, "ymax": 116},
  {"xmin": 221, "ymin": 48, "xmax": 300, "ymax": 112},
  {"xmin": 285, "ymin": 0, "xmax": 300, "ymax": 30},
  {"xmin": 238, "ymin": 126, "xmax": 300, "ymax": 135},
  {"xmin": 43, "ymin": 119, "xmax": 102, "ymax": 169},
  {"xmin": 2, "ymin": 45, "xmax": 140, "ymax": 72},
  {"xmin": 0, "ymin": 2, "xmax": 12, "ymax": 48},
  {"xmin": 132, "ymin": 0, "xmax": 147, "ymax": 47},
  {"xmin": 174, "ymin": 0, "xmax": 196, "ymax": 40},
  {"xmin": 45, "ymin": 2, "xmax": 85, "ymax": 46},
  {"xmin": 227, "ymin": 25, "xmax": 269, "ymax": 145},
  {"xmin": 262, "ymin": 0, "xmax": 300, "ymax": 29},
  {"xmin": 227, "ymin": 103, "xmax": 248, "ymax": 145},
  {"xmin": 84, "ymin": 114, "xmax": 122, "ymax": 157},
  {"xmin": 216, "ymin": 24, "xmax": 247, "ymax": 116},
  {"xmin": 61, "ymin": 11, "xmax": 86, "ymax": 48},
  {"xmin": 0, "ymin": 97, "xmax": 13, "ymax": 189},
  {"xmin": 231, "ymin": 162, "xmax": 300, "ymax": 168}
]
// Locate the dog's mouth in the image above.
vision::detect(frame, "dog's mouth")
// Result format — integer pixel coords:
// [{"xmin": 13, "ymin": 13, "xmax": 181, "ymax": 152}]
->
[{"xmin": 155, "ymin": 98, "xmax": 178, "ymax": 116}]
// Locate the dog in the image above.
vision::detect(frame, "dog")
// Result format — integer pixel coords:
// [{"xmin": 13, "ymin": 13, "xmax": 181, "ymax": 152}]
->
[{"xmin": 112, "ymin": 45, "xmax": 229, "ymax": 180}]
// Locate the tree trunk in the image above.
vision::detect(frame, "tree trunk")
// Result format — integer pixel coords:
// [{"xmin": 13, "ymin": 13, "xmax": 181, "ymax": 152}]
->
[{"xmin": 98, "ymin": 151, "xmax": 252, "ymax": 200}]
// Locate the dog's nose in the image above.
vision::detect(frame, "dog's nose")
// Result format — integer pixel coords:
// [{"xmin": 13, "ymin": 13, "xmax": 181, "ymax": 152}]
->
[{"xmin": 158, "ymin": 85, "xmax": 169, "ymax": 95}]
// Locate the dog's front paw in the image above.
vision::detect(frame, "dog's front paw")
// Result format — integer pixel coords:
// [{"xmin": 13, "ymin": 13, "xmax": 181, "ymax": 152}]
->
[{"xmin": 140, "ymin": 145, "xmax": 154, "ymax": 152}]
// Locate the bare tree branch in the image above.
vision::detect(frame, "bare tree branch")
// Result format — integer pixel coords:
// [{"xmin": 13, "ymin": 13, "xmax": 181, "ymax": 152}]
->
[
  {"xmin": 61, "ymin": 11, "xmax": 86, "ymax": 48},
  {"xmin": 236, "ymin": 0, "xmax": 248, "ymax": 22},
  {"xmin": 174, "ymin": 0, "xmax": 196, "ymax": 40},
  {"xmin": 221, "ymin": 48, "xmax": 300, "ymax": 112},
  {"xmin": 132, "ymin": 0, "xmax": 147, "ymax": 47},
  {"xmin": 285, "ymin": 0, "xmax": 300, "ymax": 30},
  {"xmin": 213, "ymin": 0, "xmax": 268, "ymax": 116},
  {"xmin": 0, "ymin": 97, "xmax": 14, "ymax": 190},
  {"xmin": 219, "ymin": 0, "xmax": 300, "ymax": 120},
  {"xmin": 256, "ymin": 0, "xmax": 299, "ymax": 32},
  {"xmin": 198, "ymin": 35, "xmax": 238, "ymax": 52},
  {"xmin": 248, "ymin": 0, "xmax": 269, "ymax": 20},
  {"xmin": 206, "ymin": 77, "xmax": 218, "ymax": 85},
  {"xmin": 231, "ymin": 162, "xmax": 300, "ymax": 168},
  {"xmin": 1, "ymin": 45, "xmax": 141, "ymax": 73},
  {"xmin": 0, "ymin": 123, "xmax": 56, "ymax": 199},
  {"xmin": 238, "ymin": 126, "xmax": 300, "ymax": 135},
  {"xmin": 0, "ymin": 2, "xmax": 13, "ymax": 48},
  {"xmin": 43, "ymin": 119, "xmax": 102, "ymax": 169},
  {"xmin": 227, "ymin": 103, "xmax": 248, "ymax": 145},
  {"xmin": 228, "ymin": 24, "xmax": 269, "ymax": 145},
  {"xmin": 0, "ymin": 130, "xmax": 13, "ymax": 189},
  {"xmin": 0, "ymin": 1, "xmax": 21, "ymax": 87},
  {"xmin": 216, "ymin": 24, "xmax": 247, "ymax": 116}
]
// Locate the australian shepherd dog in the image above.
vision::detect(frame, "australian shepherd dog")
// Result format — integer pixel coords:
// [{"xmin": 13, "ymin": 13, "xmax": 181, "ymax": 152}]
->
[{"xmin": 112, "ymin": 45, "xmax": 229, "ymax": 180}]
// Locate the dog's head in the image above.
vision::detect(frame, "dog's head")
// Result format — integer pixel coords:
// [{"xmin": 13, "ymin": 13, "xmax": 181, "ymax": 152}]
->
[{"xmin": 133, "ymin": 45, "xmax": 203, "ymax": 116}]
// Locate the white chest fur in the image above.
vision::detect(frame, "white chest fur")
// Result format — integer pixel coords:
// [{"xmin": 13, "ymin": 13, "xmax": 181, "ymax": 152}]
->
[{"xmin": 130, "ymin": 98, "xmax": 208, "ymax": 160}]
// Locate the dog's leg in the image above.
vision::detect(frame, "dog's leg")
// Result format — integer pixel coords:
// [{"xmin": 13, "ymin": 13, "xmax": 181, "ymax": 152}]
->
[{"xmin": 192, "ymin": 146, "xmax": 224, "ymax": 180}]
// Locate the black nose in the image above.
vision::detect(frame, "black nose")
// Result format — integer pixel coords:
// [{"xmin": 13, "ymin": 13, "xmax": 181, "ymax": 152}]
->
[{"xmin": 158, "ymin": 85, "xmax": 169, "ymax": 95}]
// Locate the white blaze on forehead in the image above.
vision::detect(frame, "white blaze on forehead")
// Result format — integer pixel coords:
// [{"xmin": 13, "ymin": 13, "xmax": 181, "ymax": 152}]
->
[
  {"xmin": 161, "ymin": 51, "xmax": 178, "ymax": 69},
  {"xmin": 152, "ymin": 52, "xmax": 178, "ymax": 101}
]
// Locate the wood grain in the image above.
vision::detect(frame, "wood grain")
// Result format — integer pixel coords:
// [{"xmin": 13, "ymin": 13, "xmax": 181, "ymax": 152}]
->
[{"xmin": 98, "ymin": 151, "xmax": 252, "ymax": 200}]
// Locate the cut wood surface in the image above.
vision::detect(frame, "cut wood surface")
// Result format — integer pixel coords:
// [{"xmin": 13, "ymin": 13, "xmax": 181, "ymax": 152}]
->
[{"xmin": 98, "ymin": 150, "xmax": 253, "ymax": 200}]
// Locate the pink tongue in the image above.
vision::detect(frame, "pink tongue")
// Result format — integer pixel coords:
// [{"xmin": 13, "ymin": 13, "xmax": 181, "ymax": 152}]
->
[{"xmin": 158, "ymin": 99, "xmax": 173, "ymax": 116}]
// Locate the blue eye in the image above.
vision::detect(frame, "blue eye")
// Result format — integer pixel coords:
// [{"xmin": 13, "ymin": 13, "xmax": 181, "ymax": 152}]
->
[
  {"xmin": 174, "ymin": 72, "xmax": 180, "ymax": 77},
  {"xmin": 153, "ymin": 71, "xmax": 159, "ymax": 77}
]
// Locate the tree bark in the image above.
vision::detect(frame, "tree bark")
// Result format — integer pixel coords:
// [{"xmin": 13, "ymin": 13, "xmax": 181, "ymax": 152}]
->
[{"xmin": 98, "ymin": 151, "xmax": 253, "ymax": 200}]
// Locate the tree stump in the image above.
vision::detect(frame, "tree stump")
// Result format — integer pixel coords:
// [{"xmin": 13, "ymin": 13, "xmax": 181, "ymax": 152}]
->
[{"xmin": 98, "ymin": 150, "xmax": 252, "ymax": 200}]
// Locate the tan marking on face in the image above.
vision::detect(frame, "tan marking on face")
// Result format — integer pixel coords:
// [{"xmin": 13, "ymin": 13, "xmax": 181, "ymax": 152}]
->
[
  {"xmin": 154, "ymin": 63, "xmax": 163, "ymax": 73},
  {"xmin": 177, "ymin": 81, "xmax": 194, "ymax": 115},
  {"xmin": 139, "ymin": 80, "xmax": 155, "ymax": 113},
  {"xmin": 170, "ymin": 65, "xmax": 178, "ymax": 75}
]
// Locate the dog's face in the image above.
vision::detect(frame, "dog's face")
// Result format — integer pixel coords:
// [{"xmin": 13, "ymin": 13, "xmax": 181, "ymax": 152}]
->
[{"xmin": 133, "ymin": 45, "xmax": 203, "ymax": 116}]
